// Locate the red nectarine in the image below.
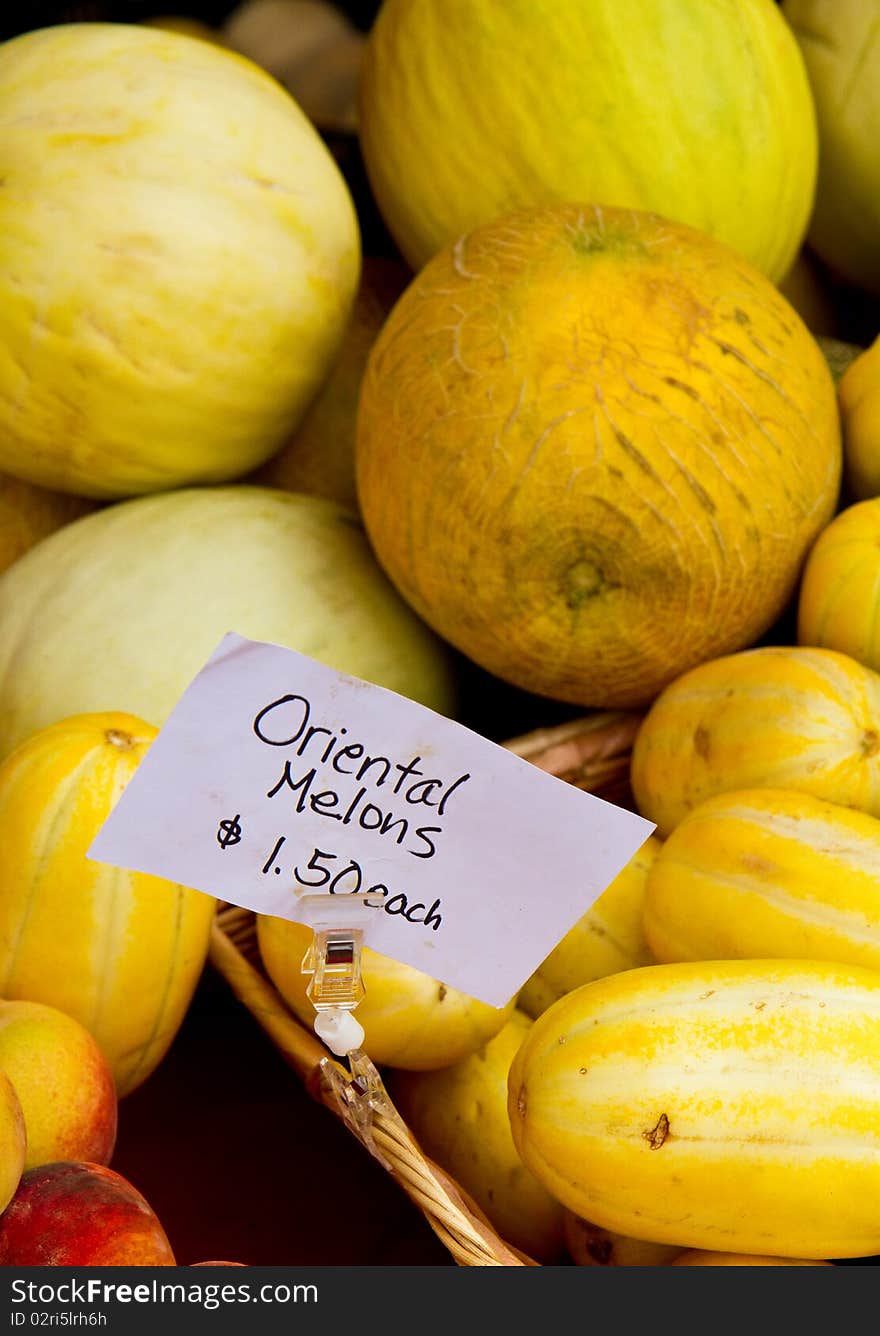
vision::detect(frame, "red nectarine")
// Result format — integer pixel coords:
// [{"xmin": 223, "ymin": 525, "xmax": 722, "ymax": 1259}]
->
[{"xmin": 0, "ymin": 1162, "xmax": 175, "ymax": 1266}]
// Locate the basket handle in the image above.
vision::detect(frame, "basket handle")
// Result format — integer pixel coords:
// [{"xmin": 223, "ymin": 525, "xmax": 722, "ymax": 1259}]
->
[{"xmin": 209, "ymin": 920, "xmax": 534, "ymax": 1266}]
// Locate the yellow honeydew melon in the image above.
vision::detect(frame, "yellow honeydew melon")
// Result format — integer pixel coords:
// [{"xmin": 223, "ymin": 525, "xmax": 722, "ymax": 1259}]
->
[
  {"xmin": 257, "ymin": 913, "xmax": 514, "ymax": 1070},
  {"xmin": 0, "ymin": 487, "xmax": 457, "ymax": 762},
  {"xmin": 360, "ymin": 0, "xmax": 816, "ymax": 277},
  {"xmin": 389, "ymin": 1011, "xmax": 566, "ymax": 1262},
  {"xmin": 0, "ymin": 713, "xmax": 216, "ymax": 1095},
  {"xmin": 0, "ymin": 23, "xmax": 359, "ymax": 498}
]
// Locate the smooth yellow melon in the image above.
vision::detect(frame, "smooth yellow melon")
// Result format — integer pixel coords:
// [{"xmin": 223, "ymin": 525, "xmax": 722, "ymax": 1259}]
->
[
  {"xmin": 389, "ymin": 1011, "xmax": 565, "ymax": 1261},
  {"xmin": 0, "ymin": 23, "xmax": 359, "ymax": 497},
  {"xmin": 360, "ymin": 0, "xmax": 816, "ymax": 278}
]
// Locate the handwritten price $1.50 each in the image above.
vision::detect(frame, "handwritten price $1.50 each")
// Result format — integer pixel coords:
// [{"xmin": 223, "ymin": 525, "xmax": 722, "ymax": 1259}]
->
[{"xmin": 217, "ymin": 814, "xmax": 443, "ymax": 929}]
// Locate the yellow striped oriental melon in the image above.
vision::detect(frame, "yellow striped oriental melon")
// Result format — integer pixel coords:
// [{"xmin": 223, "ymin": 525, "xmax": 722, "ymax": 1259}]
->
[
  {"xmin": 631, "ymin": 646, "xmax": 880, "ymax": 836},
  {"xmin": 644, "ymin": 788, "xmax": 880, "ymax": 971},
  {"xmin": 509, "ymin": 959, "xmax": 880, "ymax": 1258},
  {"xmin": 798, "ymin": 497, "xmax": 880, "ymax": 667},
  {"xmin": 257, "ymin": 913, "xmax": 513, "ymax": 1070},
  {"xmin": 0, "ymin": 713, "xmax": 216, "ymax": 1095}
]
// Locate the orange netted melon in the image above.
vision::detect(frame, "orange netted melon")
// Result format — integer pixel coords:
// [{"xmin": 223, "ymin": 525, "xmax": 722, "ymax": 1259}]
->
[{"xmin": 357, "ymin": 205, "xmax": 841, "ymax": 709}]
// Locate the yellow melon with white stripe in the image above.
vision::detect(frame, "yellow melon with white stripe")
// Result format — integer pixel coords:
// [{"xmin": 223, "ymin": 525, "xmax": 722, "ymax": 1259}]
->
[
  {"xmin": 0, "ymin": 713, "xmax": 216, "ymax": 1094},
  {"xmin": 644, "ymin": 788, "xmax": 880, "ymax": 969},
  {"xmin": 518, "ymin": 835, "xmax": 660, "ymax": 1018},
  {"xmin": 630, "ymin": 645, "xmax": 880, "ymax": 836},
  {"xmin": 257, "ymin": 912, "xmax": 514, "ymax": 1070},
  {"xmin": 798, "ymin": 498, "xmax": 880, "ymax": 669},
  {"xmin": 508, "ymin": 959, "xmax": 880, "ymax": 1258}
]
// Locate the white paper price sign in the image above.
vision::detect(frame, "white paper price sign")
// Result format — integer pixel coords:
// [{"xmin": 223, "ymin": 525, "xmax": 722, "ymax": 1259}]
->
[{"xmin": 89, "ymin": 633, "xmax": 654, "ymax": 1007}]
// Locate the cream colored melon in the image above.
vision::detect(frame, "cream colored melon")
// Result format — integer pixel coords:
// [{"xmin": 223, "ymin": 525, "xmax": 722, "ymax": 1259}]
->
[{"xmin": 0, "ymin": 486, "xmax": 457, "ymax": 761}]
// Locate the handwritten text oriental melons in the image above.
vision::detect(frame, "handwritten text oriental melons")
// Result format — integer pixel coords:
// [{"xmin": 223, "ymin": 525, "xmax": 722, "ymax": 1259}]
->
[{"xmin": 253, "ymin": 692, "xmax": 472, "ymax": 931}]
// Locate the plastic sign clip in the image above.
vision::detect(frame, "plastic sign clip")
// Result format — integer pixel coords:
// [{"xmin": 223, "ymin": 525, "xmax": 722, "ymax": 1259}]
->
[{"xmin": 299, "ymin": 893, "xmax": 376, "ymax": 1056}]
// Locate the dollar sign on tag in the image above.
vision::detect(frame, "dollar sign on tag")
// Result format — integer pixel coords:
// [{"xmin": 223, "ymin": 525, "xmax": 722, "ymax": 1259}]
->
[{"xmin": 217, "ymin": 814, "xmax": 242, "ymax": 849}]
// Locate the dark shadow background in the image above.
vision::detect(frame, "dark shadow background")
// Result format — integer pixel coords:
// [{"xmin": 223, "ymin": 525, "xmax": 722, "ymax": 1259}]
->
[{"xmin": 0, "ymin": 2, "xmax": 381, "ymax": 43}]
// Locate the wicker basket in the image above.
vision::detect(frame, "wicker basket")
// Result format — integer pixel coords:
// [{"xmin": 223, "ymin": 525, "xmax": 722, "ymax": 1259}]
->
[{"xmin": 208, "ymin": 710, "xmax": 641, "ymax": 1266}]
